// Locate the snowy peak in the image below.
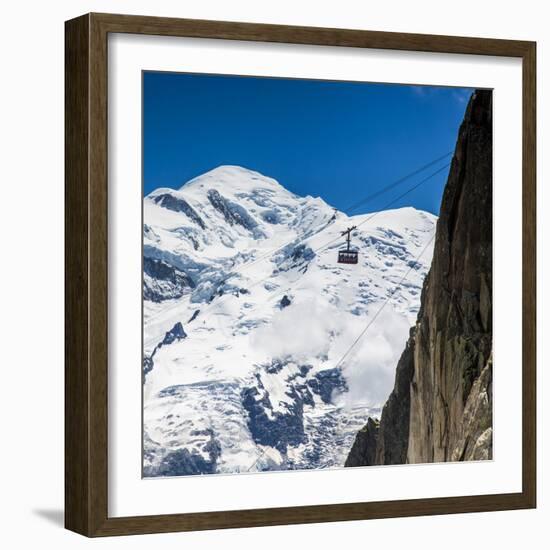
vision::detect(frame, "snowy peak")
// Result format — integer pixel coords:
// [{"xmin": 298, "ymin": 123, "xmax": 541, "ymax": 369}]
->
[
  {"xmin": 180, "ymin": 165, "xmax": 292, "ymax": 197},
  {"xmin": 144, "ymin": 166, "xmax": 337, "ymax": 262}
]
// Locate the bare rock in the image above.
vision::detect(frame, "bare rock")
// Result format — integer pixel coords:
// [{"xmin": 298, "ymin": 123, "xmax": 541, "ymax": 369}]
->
[
  {"xmin": 451, "ymin": 354, "xmax": 493, "ymax": 461},
  {"xmin": 345, "ymin": 417, "xmax": 380, "ymax": 467},
  {"xmin": 345, "ymin": 89, "xmax": 493, "ymax": 467}
]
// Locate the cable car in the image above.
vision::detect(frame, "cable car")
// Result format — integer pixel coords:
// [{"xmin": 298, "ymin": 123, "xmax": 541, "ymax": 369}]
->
[{"xmin": 338, "ymin": 226, "xmax": 358, "ymax": 264}]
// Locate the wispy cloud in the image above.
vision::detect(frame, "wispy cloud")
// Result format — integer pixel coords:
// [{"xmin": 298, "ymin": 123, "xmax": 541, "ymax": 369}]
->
[
  {"xmin": 410, "ymin": 85, "xmax": 427, "ymax": 97},
  {"xmin": 409, "ymin": 85, "xmax": 473, "ymax": 105},
  {"xmin": 452, "ymin": 89, "xmax": 473, "ymax": 104}
]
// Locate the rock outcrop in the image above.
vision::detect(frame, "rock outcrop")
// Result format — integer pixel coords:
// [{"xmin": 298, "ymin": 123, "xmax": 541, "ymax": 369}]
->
[
  {"xmin": 345, "ymin": 89, "xmax": 493, "ymax": 467},
  {"xmin": 143, "ymin": 322, "xmax": 188, "ymax": 379},
  {"xmin": 345, "ymin": 417, "xmax": 379, "ymax": 467}
]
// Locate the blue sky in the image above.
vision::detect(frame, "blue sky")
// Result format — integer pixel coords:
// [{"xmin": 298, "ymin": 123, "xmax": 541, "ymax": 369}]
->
[{"xmin": 143, "ymin": 72, "xmax": 472, "ymax": 215}]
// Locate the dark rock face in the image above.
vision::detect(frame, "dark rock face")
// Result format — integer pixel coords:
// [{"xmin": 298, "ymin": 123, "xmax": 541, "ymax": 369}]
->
[
  {"xmin": 242, "ymin": 375, "xmax": 308, "ymax": 453},
  {"xmin": 279, "ymin": 294, "xmax": 292, "ymax": 309},
  {"xmin": 145, "ymin": 429, "xmax": 221, "ymax": 476},
  {"xmin": 291, "ymin": 244, "xmax": 315, "ymax": 263},
  {"xmin": 345, "ymin": 417, "xmax": 379, "ymax": 467},
  {"xmin": 151, "ymin": 448, "xmax": 213, "ymax": 476},
  {"xmin": 143, "ymin": 355, "xmax": 154, "ymax": 377},
  {"xmin": 307, "ymin": 368, "xmax": 348, "ymax": 405},
  {"xmin": 143, "ymin": 256, "xmax": 195, "ymax": 303},
  {"xmin": 152, "ymin": 193, "xmax": 206, "ymax": 229},
  {"xmin": 188, "ymin": 309, "xmax": 200, "ymax": 323},
  {"xmin": 451, "ymin": 354, "xmax": 493, "ymax": 461},
  {"xmin": 407, "ymin": 89, "xmax": 493, "ymax": 464},
  {"xmin": 261, "ymin": 209, "xmax": 282, "ymax": 224},
  {"xmin": 160, "ymin": 322, "xmax": 187, "ymax": 346},
  {"xmin": 241, "ymin": 362, "xmax": 346, "ymax": 457},
  {"xmin": 345, "ymin": 89, "xmax": 493, "ymax": 467},
  {"xmin": 375, "ymin": 332, "xmax": 416, "ymax": 465},
  {"xmin": 207, "ymin": 188, "xmax": 260, "ymax": 233},
  {"xmin": 143, "ymin": 322, "xmax": 187, "ymax": 379}
]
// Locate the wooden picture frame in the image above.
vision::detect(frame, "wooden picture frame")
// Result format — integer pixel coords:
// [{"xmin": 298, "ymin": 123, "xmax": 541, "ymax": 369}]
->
[{"xmin": 65, "ymin": 12, "xmax": 536, "ymax": 537}]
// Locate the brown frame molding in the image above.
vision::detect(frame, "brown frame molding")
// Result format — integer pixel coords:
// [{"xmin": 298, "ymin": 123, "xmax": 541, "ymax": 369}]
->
[{"xmin": 65, "ymin": 12, "xmax": 536, "ymax": 537}]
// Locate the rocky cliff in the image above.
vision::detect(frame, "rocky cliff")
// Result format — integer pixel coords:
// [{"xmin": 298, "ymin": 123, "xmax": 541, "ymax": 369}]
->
[{"xmin": 346, "ymin": 89, "xmax": 493, "ymax": 467}]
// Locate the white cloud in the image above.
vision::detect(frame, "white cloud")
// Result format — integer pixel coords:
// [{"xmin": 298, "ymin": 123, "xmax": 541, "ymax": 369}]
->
[
  {"xmin": 250, "ymin": 298, "xmax": 342, "ymax": 362},
  {"xmin": 250, "ymin": 295, "xmax": 412, "ymax": 410},
  {"xmin": 339, "ymin": 307, "xmax": 411, "ymax": 408}
]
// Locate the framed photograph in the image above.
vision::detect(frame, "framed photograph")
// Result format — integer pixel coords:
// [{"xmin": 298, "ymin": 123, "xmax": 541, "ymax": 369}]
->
[{"xmin": 65, "ymin": 13, "xmax": 536, "ymax": 537}]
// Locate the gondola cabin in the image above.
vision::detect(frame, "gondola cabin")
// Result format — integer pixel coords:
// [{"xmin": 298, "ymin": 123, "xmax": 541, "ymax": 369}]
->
[
  {"xmin": 338, "ymin": 249, "xmax": 358, "ymax": 264},
  {"xmin": 338, "ymin": 226, "xmax": 359, "ymax": 265}
]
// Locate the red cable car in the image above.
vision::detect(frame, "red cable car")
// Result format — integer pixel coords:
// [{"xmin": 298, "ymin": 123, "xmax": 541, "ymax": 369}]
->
[{"xmin": 338, "ymin": 226, "xmax": 358, "ymax": 264}]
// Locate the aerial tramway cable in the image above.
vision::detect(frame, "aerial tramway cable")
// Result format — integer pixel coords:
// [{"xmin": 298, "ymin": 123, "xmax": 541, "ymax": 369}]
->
[
  {"xmin": 213, "ymin": 158, "xmax": 449, "ymax": 290},
  {"xmin": 245, "ymin": 230, "xmax": 436, "ymax": 472},
  {"xmin": 308, "ymin": 161, "xmax": 449, "ymax": 258},
  {"xmin": 341, "ymin": 150, "xmax": 453, "ymax": 215},
  {"xmin": 221, "ymin": 152, "xmax": 452, "ymax": 276},
  {"xmin": 332, "ymin": 232, "xmax": 435, "ymax": 371},
  {"xmin": 145, "ymin": 158, "xmax": 450, "ymax": 330}
]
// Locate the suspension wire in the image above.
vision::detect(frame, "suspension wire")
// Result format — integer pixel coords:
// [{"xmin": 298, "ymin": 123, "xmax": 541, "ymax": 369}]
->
[
  {"xmin": 145, "ymin": 160, "xmax": 449, "ymax": 329},
  {"xmin": 327, "ymin": 232, "xmax": 437, "ymax": 451},
  {"xmin": 342, "ymin": 150, "xmax": 453, "ymax": 215},
  {"xmin": 332, "ymin": 232, "xmax": 435, "ymax": 371},
  {"xmin": 309, "ymin": 162, "xmax": 449, "ymax": 257},
  {"xmin": 225, "ymin": 160, "xmax": 448, "ymax": 290},
  {"xmin": 216, "ymin": 152, "xmax": 452, "ymax": 277},
  {"xmin": 245, "ymin": 230, "xmax": 436, "ymax": 473}
]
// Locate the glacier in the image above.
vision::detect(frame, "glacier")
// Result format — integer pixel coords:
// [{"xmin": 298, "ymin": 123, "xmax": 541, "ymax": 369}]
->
[{"xmin": 143, "ymin": 165, "xmax": 436, "ymax": 477}]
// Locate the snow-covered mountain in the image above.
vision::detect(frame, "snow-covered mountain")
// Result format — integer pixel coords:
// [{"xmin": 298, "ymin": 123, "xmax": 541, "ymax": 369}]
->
[{"xmin": 143, "ymin": 165, "xmax": 436, "ymax": 477}]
